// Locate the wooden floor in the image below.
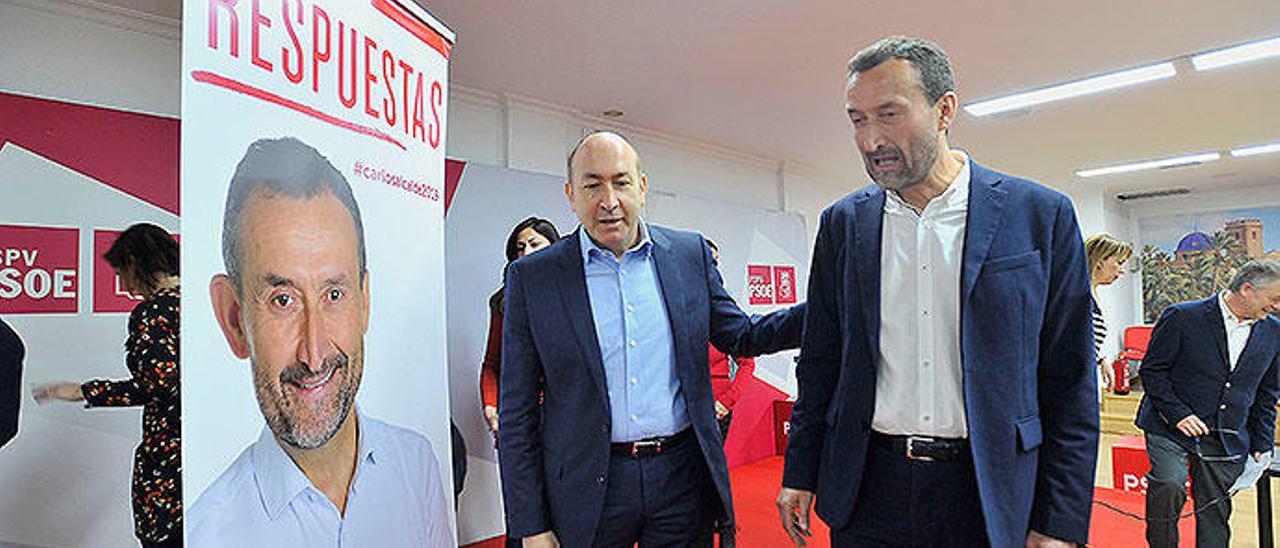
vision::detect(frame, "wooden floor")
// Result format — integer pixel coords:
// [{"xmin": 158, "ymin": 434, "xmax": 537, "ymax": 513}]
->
[{"xmin": 1097, "ymin": 392, "xmax": 1280, "ymax": 547}]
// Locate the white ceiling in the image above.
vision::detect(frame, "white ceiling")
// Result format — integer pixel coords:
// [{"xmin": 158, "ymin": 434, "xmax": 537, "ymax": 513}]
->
[{"xmin": 109, "ymin": 0, "xmax": 1280, "ymax": 199}]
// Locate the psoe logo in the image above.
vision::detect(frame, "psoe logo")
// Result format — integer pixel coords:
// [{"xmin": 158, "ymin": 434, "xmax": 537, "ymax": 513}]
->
[
  {"xmin": 0, "ymin": 224, "xmax": 79, "ymax": 314},
  {"xmin": 747, "ymin": 264, "xmax": 774, "ymax": 305}
]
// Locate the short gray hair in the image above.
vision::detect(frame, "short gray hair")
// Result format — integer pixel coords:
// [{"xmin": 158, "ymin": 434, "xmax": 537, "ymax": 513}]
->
[
  {"xmin": 222, "ymin": 137, "xmax": 366, "ymax": 290},
  {"xmin": 847, "ymin": 36, "xmax": 956, "ymax": 104},
  {"xmin": 1228, "ymin": 259, "xmax": 1280, "ymax": 292}
]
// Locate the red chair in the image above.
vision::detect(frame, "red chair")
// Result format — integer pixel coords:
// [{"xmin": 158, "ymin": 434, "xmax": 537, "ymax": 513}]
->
[{"xmin": 1122, "ymin": 326, "xmax": 1153, "ymax": 361}]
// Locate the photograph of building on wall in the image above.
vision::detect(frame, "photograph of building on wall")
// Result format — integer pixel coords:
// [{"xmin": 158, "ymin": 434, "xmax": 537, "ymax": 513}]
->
[{"xmin": 1139, "ymin": 208, "xmax": 1280, "ymax": 322}]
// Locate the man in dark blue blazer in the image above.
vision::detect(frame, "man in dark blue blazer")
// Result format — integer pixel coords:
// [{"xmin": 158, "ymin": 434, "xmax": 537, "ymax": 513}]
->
[
  {"xmin": 1, "ymin": 317, "xmax": 22, "ymax": 448},
  {"xmin": 777, "ymin": 37, "xmax": 1097, "ymax": 548},
  {"xmin": 1137, "ymin": 259, "xmax": 1280, "ymax": 547},
  {"xmin": 499, "ymin": 131, "xmax": 804, "ymax": 547}
]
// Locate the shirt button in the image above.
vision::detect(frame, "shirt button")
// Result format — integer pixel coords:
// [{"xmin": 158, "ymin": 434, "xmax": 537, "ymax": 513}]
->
[
  {"xmin": 1225, "ymin": 382, "xmax": 1232, "ymax": 388},
  {"xmin": 627, "ymin": 304, "xmax": 635, "ymax": 313},
  {"xmin": 597, "ymin": 475, "xmax": 605, "ymax": 484},
  {"xmin": 630, "ymin": 415, "xmax": 638, "ymax": 422},
  {"xmin": 1220, "ymin": 404, "xmax": 1227, "ymax": 410},
  {"xmin": 923, "ymin": 415, "xmax": 931, "ymax": 422},
  {"xmin": 922, "ymin": 309, "xmax": 931, "ymax": 317},
  {"xmin": 922, "ymin": 360, "xmax": 931, "ymax": 368},
  {"xmin": 601, "ymin": 424, "xmax": 609, "ymax": 433},
  {"xmin": 630, "ymin": 378, "xmax": 638, "ymax": 385},
  {"xmin": 921, "ymin": 264, "xmax": 930, "ymax": 272},
  {"xmin": 630, "ymin": 340, "xmax": 637, "ymax": 347}
]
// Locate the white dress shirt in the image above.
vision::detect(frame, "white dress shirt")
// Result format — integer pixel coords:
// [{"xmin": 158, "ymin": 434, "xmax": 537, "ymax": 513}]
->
[
  {"xmin": 874, "ymin": 155, "xmax": 970, "ymax": 438},
  {"xmin": 1219, "ymin": 291, "xmax": 1257, "ymax": 371},
  {"xmin": 188, "ymin": 411, "xmax": 453, "ymax": 547}
]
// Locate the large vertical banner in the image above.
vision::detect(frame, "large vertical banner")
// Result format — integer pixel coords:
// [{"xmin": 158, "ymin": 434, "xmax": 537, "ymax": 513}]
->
[
  {"xmin": 181, "ymin": 1, "xmax": 455, "ymax": 546},
  {"xmin": 0, "ymin": 91, "xmax": 179, "ymax": 548}
]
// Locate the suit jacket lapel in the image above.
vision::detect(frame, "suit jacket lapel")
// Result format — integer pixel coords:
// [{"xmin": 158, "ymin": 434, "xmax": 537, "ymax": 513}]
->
[
  {"xmin": 961, "ymin": 163, "xmax": 1009, "ymax": 307},
  {"xmin": 649, "ymin": 227, "xmax": 694, "ymax": 384},
  {"xmin": 855, "ymin": 189, "xmax": 884, "ymax": 359},
  {"xmin": 1206, "ymin": 296, "xmax": 1230, "ymax": 369},
  {"xmin": 557, "ymin": 230, "xmax": 610, "ymax": 412}
]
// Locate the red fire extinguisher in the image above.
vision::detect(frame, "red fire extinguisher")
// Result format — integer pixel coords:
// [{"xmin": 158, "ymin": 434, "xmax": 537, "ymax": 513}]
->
[{"xmin": 1111, "ymin": 355, "xmax": 1130, "ymax": 395}]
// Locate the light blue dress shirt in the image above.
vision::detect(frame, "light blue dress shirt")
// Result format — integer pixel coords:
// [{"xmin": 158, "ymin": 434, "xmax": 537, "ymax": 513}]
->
[
  {"xmin": 579, "ymin": 221, "xmax": 688, "ymax": 442},
  {"xmin": 188, "ymin": 411, "xmax": 452, "ymax": 547}
]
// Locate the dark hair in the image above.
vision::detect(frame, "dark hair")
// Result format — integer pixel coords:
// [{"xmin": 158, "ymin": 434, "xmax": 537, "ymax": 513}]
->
[
  {"xmin": 103, "ymin": 223, "xmax": 179, "ymax": 294},
  {"xmin": 848, "ymin": 36, "xmax": 955, "ymax": 104},
  {"xmin": 490, "ymin": 217, "xmax": 561, "ymax": 312},
  {"xmin": 505, "ymin": 217, "xmax": 561, "ymax": 263},
  {"xmin": 222, "ymin": 137, "xmax": 365, "ymax": 290}
]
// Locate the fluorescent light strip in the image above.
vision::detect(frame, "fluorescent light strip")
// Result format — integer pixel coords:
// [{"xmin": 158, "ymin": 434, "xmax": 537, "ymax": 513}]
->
[
  {"xmin": 1192, "ymin": 36, "xmax": 1280, "ymax": 71},
  {"xmin": 964, "ymin": 62, "xmax": 1176, "ymax": 117},
  {"xmin": 1076, "ymin": 152, "xmax": 1220, "ymax": 178},
  {"xmin": 1230, "ymin": 141, "xmax": 1280, "ymax": 158}
]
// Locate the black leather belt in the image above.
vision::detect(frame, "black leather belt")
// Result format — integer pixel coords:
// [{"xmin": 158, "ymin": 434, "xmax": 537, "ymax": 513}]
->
[
  {"xmin": 611, "ymin": 428, "xmax": 694, "ymax": 458},
  {"xmin": 871, "ymin": 431, "xmax": 969, "ymax": 462}
]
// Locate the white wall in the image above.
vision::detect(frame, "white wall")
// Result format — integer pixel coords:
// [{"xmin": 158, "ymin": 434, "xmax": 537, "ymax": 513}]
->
[{"xmin": 444, "ymin": 87, "xmax": 854, "ymax": 246}]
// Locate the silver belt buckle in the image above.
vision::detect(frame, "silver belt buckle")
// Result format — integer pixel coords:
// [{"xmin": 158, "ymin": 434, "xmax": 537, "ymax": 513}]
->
[
  {"xmin": 906, "ymin": 435, "xmax": 935, "ymax": 461},
  {"xmin": 632, "ymin": 439, "xmax": 661, "ymax": 457}
]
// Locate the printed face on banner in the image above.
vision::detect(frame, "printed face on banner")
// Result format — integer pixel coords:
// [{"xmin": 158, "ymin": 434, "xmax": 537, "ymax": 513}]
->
[
  {"xmin": 0, "ymin": 225, "xmax": 79, "ymax": 314},
  {"xmin": 212, "ymin": 189, "xmax": 370, "ymax": 450},
  {"xmin": 747, "ymin": 264, "xmax": 774, "ymax": 305}
]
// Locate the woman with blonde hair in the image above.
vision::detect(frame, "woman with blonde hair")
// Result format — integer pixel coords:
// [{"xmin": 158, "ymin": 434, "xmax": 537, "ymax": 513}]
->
[{"xmin": 1085, "ymin": 233, "xmax": 1133, "ymax": 394}]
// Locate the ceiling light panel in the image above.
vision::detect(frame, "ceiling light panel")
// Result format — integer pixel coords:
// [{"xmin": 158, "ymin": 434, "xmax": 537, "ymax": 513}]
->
[
  {"xmin": 1076, "ymin": 152, "xmax": 1220, "ymax": 178},
  {"xmin": 964, "ymin": 62, "xmax": 1176, "ymax": 117},
  {"xmin": 1192, "ymin": 36, "xmax": 1280, "ymax": 71}
]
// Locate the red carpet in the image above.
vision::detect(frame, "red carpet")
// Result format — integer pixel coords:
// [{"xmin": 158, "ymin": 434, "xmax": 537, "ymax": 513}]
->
[
  {"xmin": 465, "ymin": 458, "xmax": 1190, "ymax": 547},
  {"xmin": 1090, "ymin": 486, "xmax": 1194, "ymax": 547}
]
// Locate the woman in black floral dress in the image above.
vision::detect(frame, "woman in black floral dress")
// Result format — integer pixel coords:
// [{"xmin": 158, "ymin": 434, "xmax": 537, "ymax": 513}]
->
[{"xmin": 35, "ymin": 224, "xmax": 181, "ymax": 548}]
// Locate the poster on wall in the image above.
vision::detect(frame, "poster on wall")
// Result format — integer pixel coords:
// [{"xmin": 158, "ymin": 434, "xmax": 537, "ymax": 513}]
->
[
  {"xmin": 181, "ymin": 1, "xmax": 455, "ymax": 545},
  {"xmin": 0, "ymin": 91, "xmax": 179, "ymax": 548},
  {"xmin": 1139, "ymin": 207, "xmax": 1280, "ymax": 322}
]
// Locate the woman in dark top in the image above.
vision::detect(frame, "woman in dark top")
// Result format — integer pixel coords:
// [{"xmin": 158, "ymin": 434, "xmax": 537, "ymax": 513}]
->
[
  {"xmin": 1085, "ymin": 233, "xmax": 1133, "ymax": 397},
  {"xmin": 35, "ymin": 224, "xmax": 181, "ymax": 548},
  {"xmin": 480, "ymin": 217, "xmax": 561, "ymax": 436}
]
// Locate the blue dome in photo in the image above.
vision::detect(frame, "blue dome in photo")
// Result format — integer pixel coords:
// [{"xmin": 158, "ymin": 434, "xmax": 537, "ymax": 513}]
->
[{"xmin": 1176, "ymin": 232, "xmax": 1214, "ymax": 253}]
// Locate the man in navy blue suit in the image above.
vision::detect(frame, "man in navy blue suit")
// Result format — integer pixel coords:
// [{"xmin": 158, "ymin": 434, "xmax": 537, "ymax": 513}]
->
[
  {"xmin": 499, "ymin": 131, "xmax": 804, "ymax": 547},
  {"xmin": 1137, "ymin": 259, "xmax": 1280, "ymax": 547},
  {"xmin": 776, "ymin": 36, "xmax": 1098, "ymax": 547},
  {"xmin": 0, "ymin": 317, "xmax": 22, "ymax": 448}
]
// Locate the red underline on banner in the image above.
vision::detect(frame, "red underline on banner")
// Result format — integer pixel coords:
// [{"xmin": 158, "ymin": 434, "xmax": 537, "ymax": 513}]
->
[
  {"xmin": 372, "ymin": 0, "xmax": 452, "ymax": 59},
  {"xmin": 190, "ymin": 70, "xmax": 407, "ymax": 151}
]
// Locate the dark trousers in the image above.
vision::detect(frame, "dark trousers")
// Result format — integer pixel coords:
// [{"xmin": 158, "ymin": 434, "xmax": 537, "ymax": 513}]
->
[
  {"xmin": 1144, "ymin": 432, "xmax": 1244, "ymax": 548},
  {"xmin": 831, "ymin": 437, "xmax": 988, "ymax": 547},
  {"xmin": 591, "ymin": 432, "xmax": 718, "ymax": 547},
  {"xmin": 140, "ymin": 538, "xmax": 182, "ymax": 548}
]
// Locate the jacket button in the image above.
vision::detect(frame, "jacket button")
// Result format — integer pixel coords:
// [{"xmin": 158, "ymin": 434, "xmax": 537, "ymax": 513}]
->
[
  {"xmin": 1220, "ymin": 404, "xmax": 1227, "ymax": 410},
  {"xmin": 1225, "ymin": 382, "xmax": 1232, "ymax": 388},
  {"xmin": 597, "ymin": 475, "xmax": 605, "ymax": 484}
]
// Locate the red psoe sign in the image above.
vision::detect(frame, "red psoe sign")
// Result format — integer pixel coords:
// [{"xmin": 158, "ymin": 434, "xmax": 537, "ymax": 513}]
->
[
  {"xmin": 0, "ymin": 225, "xmax": 80, "ymax": 314},
  {"xmin": 747, "ymin": 264, "xmax": 773, "ymax": 305}
]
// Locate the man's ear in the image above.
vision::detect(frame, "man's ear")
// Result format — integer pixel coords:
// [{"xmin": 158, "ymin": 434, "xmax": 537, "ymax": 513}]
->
[
  {"xmin": 936, "ymin": 90, "xmax": 958, "ymax": 133},
  {"xmin": 210, "ymin": 274, "xmax": 250, "ymax": 359}
]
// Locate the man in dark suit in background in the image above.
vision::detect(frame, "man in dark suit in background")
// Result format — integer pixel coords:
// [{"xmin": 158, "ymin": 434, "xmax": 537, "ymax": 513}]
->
[
  {"xmin": 499, "ymin": 131, "xmax": 804, "ymax": 547},
  {"xmin": 776, "ymin": 36, "xmax": 1098, "ymax": 547},
  {"xmin": 1138, "ymin": 259, "xmax": 1280, "ymax": 547},
  {"xmin": 1, "ymin": 317, "xmax": 23, "ymax": 447}
]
